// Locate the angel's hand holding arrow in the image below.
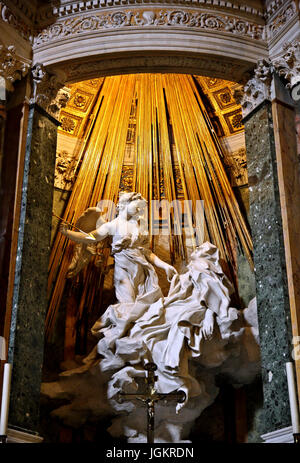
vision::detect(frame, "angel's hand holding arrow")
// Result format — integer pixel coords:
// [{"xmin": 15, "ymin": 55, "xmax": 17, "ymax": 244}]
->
[{"xmin": 59, "ymin": 222, "xmax": 69, "ymax": 236}]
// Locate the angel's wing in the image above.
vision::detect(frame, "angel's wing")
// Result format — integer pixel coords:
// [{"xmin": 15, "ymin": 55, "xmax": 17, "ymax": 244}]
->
[{"xmin": 66, "ymin": 207, "xmax": 107, "ymax": 278}]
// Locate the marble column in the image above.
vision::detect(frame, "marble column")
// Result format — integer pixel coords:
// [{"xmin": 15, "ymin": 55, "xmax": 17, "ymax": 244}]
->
[
  {"xmin": 239, "ymin": 62, "xmax": 296, "ymax": 436},
  {"xmin": 6, "ymin": 65, "xmax": 68, "ymax": 434}
]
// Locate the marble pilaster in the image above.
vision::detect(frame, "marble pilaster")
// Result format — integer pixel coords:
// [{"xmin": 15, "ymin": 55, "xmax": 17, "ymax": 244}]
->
[
  {"xmin": 243, "ymin": 90, "xmax": 293, "ymax": 434},
  {"xmin": 271, "ymin": 75, "xmax": 300, "ymax": 401},
  {"xmin": 7, "ymin": 65, "xmax": 68, "ymax": 433}
]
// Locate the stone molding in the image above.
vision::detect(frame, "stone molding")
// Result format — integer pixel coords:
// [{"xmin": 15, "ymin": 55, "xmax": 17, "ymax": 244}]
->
[
  {"xmin": 0, "ymin": 43, "xmax": 31, "ymax": 92},
  {"xmin": 32, "ymin": 7, "xmax": 265, "ymax": 48},
  {"xmin": 7, "ymin": 427, "xmax": 44, "ymax": 443},
  {"xmin": 261, "ymin": 426, "xmax": 294, "ymax": 443},
  {"xmin": 30, "ymin": 63, "xmax": 70, "ymax": 120},
  {"xmin": 65, "ymin": 54, "xmax": 253, "ymax": 86}
]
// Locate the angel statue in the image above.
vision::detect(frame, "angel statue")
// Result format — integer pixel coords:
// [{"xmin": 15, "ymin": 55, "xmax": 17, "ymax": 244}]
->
[{"xmin": 59, "ymin": 192, "xmax": 177, "ymax": 306}]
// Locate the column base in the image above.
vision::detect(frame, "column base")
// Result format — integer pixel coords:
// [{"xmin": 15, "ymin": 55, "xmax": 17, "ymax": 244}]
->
[
  {"xmin": 261, "ymin": 426, "xmax": 294, "ymax": 443},
  {"xmin": 6, "ymin": 428, "xmax": 43, "ymax": 443}
]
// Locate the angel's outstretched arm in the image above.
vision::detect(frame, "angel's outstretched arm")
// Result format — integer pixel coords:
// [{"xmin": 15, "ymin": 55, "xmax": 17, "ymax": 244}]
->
[
  {"xmin": 60, "ymin": 221, "xmax": 111, "ymax": 244},
  {"xmin": 143, "ymin": 248, "xmax": 178, "ymax": 281}
]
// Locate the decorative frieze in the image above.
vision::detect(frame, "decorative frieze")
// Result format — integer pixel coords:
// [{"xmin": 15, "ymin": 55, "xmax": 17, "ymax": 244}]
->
[
  {"xmin": 30, "ymin": 63, "xmax": 70, "ymax": 119},
  {"xmin": 266, "ymin": 1, "xmax": 297, "ymax": 41},
  {"xmin": 33, "ymin": 8, "xmax": 265, "ymax": 47},
  {"xmin": 0, "ymin": 44, "xmax": 30, "ymax": 92},
  {"xmin": 265, "ymin": 0, "xmax": 288, "ymax": 21}
]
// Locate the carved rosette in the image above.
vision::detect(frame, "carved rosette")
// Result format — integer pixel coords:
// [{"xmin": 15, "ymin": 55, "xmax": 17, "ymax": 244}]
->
[
  {"xmin": 0, "ymin": 45, "xmax": 30, "ymax": 93},
  {"xmin": 30, "ymin": 63, "xmax": 70, "ymax": 119},
  {"xmin": 273, "ymin": 37, "xmax": 300, "ymax": 88},
  {"xmin": 234, "ymin": 59, "xmax": 274, "ymax": 118}
]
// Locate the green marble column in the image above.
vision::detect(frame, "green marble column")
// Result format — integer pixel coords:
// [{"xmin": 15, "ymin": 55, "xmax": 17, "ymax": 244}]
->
[
  {"xmin": 244, "ymin": 100, "xmax": 293, "ymax": 435},
  {"xmin": 7, "ymin": 103, "xmax": 59, "ymax": 434}
]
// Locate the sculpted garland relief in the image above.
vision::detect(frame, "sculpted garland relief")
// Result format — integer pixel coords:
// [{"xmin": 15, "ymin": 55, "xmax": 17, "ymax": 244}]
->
[{"xmin": 33, "ymin": 9, "xmax": 265, "ymax": 47}]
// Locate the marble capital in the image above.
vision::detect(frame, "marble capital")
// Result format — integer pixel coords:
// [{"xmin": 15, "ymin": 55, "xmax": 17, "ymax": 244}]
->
[
  {"xmin": 30, "ymin": 63, "xmax": 70, "ymax": 120},
  {"xmin": 0, "ymin": 44, "xmax": 30, "ymax": 93},
  {"xmin": 234, "ymin": 59, "xmax": 274, "ymax": 119},
  {"xmin": 273, "ymin": 36, "xmax": 300, "ymax": 88},
  {"xmin": 237, "ymin": 37, "xmax": 300, "ymax": 118}
]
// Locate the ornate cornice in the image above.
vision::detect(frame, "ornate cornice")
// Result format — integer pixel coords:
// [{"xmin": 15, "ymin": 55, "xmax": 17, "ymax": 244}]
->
[
  {"xmin": 3, "ymin": 0, "xmax": 266, "ymax": 25},
  {"xmin": 3, "ymin": 0, "xmax": 299, "ymax": 49},
  {"xmin": 32, "ymin": 7, "xmax": 265, "ymax": 48},
  {"xmin": 0, "ymin": 44, "xmax": 30, "ymax": 92},
  {"xmin": 30, "ymin": 63, "xmax": 70, "ymax": 119},
  {"xmin": 50, "ymin": 1, "xmax": 264, "ymax": 19},
  {"xmin": 273, "ymin": 36, "xmax": 300, "ymax": 88}
]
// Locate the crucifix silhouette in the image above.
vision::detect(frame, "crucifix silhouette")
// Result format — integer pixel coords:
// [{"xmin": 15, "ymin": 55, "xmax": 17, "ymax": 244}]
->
[{"xmin": 117, "ymin": 362, "xmax": 186, "ymax": 443}]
